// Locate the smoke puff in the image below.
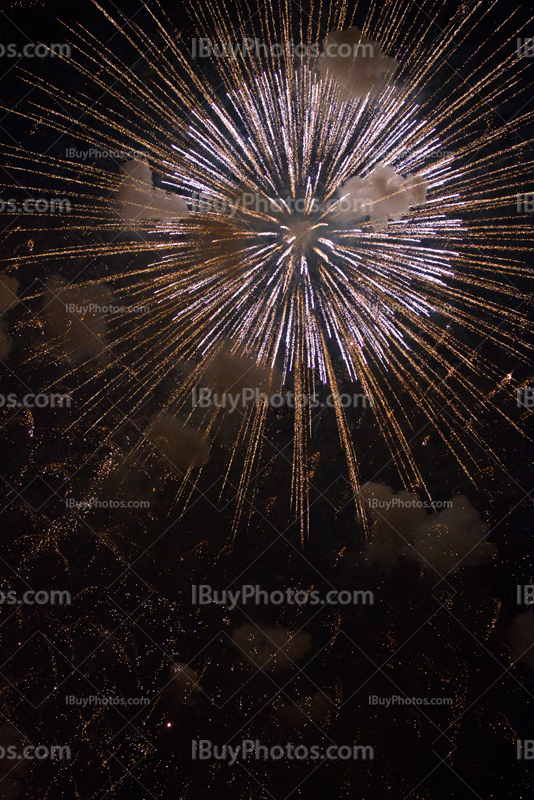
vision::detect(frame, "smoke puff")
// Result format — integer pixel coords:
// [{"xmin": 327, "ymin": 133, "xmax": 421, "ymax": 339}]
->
[
  {"xmin": 507, "ymin": 613, "xmax": 534, "ymax": 670},
  {"xmin": 104, "ymin": 451, "xmax": 159, "ymax": 506},
  {"xmin": 360, "ymin": 482, "xmax": 424, "ymax": 566},
  {"xmin": 148, "ymin": 412, "xmax": 210, "ymax": 470},
  {"xmin": 231, "ymin": 623, "xmax": 311, "ymax": 671},
  {"xmin": 0, "ymin": 276, "xmax": 19, "ymax": 315},
  {"xmin": 0, "ymin": 781, "xmax": 22, "ymax": 800},
  {"xmin": 336, "ymin": 162, "xmax": 428, "ymax": 229},
  {"xmin": 116, "ymin": 159, "xmax": 189, "ymax": 222},
  {"xmin": 200, "ymin": 344, "xmax": 278, "ymax": 397},
  {"xmin": 275, "ymin": 690, "xmax": 334, "ymax": 728},
  {"xmin": 412, "ymin": 494, "xmax": 496, "ymax": 573},
  {"xmin": 360, "ymin": 483, "xmax": 496, "ymax": 573},
  {"xmin": 0, "ymin": 276, "xmax": 20, "ymax": 359},
  {"xmin": 318, "ymin": 27, "xmax": 398, "ymax": 101},
  {"xmin": 0, "ymin": 724, "xmax": 27, "ymax": 778},
  {"xmin": 41, "ymin": 277, "xmax": 111, "ymax": 364},
  {"xmin": 0, "ymin": 326, "xmax": 13, "ymax": 360},
  {"xmin": 193, "ymin": 344, "xmax": 281, "ymax": 443},
  {"xmin": 169, "ymin": 662, "xmax": 202, "ymax": 702}
]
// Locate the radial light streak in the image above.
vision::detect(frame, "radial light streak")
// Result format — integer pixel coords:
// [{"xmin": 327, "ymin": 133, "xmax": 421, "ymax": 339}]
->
[{"xmin": 1, "ymin": 0, "xmax": 533, "ymax": 538}]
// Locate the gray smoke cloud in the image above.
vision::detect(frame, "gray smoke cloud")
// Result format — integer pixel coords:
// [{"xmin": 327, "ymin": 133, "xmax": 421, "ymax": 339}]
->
[
  {"xmin": 360, "ymin": 483, "xmax": 496, "ymax": 574},
  {"xmin": 0, "ymin": 722, "xmax": 27, "ymax": 799},
  {"xmin": 412, "ymin": 495, "xmax": 496, "ymax": 574},
  {"xmin": 116, "ymin": 159, "xmax": 189, "ymax": 222},
  {"xmin": 335, "ymin": 162, "xmax": 428, "ymax": 230},
  {"xmin": 41, "ymin": 277, "xmax": 112, "ymax": 364},
  {"xmin": 199, "ymin": 344, "xmax": 277, "ymax": 399},
  {"xmin": 147, "ymin": 411, "xmax": 211, "ymax": 472},
  {"xmin": 507, "ymin": 613, "xmax": 534, "ymax": 670},
  {"xmin": 231, "ymin": 623, "xmax": 311, "ymax": 672},
  {"xmin": 275, "ymin": 690, "xmax": 335, "ymax": 729},
  {"xmin": 190, "ymin": 341, "xmax": 281, "ymax": 444},
  {"xmin": 317, "ymin": 27, "xmax": 398, "ymax": 102},
  {"xmin": 359, "ymin": 483, "xmax": 424, "ymax": 566},
  {"xmin": 316, "ymin": 27, "xmax": 428, "ymax": 229},
  {"xmin": 0, "ymin": 275, "xmax": 19, "ymax": 359},
  {"xmin": 169, "ymin": 662, "xmax": 203, "ymax": 703}
]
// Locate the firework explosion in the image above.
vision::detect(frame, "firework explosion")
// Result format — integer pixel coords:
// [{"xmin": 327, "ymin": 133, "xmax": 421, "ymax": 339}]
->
[
  {"xmin": 1, "ymin": 0, "xmax": 533, "ymax": 536},
  {"xmin": 0, "ymin": 2, "xmax": 534, "ymax": 796}
]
